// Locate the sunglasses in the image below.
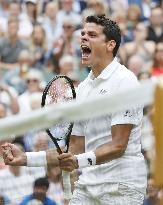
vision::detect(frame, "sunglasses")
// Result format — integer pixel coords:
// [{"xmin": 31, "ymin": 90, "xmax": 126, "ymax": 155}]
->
[{"xmin": 27, "ymin": 79, "xmax": 39, "ymax": 83}]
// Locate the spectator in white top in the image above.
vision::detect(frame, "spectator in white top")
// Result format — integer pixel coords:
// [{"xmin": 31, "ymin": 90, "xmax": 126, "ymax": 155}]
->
[
  {"xmin": 0, "ymin": 82, "xmax": 19, "ymax": 115},
  {"xmin": 59, "ymin": 55, "xmax": 80, "ymax": 87},
  {"xmin": 41, "ymin": 1, "xmax": 62, "ymax": 50},
  {"xmin": 2, "ymin": 15, "xmax": 147, "ymax": 205},
  {"xmin": 18, "ymin": 69, "xmax": 44, "ymax": 114},
  {"xmin": 0, "ymin": 143, "xmax": 38, "ymax": 204},
  {"xmin": 57, "ymin": 0, "xmax": 82, "ymax": 29}
]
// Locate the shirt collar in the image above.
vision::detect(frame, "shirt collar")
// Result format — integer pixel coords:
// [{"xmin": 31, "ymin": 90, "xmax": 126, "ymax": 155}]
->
[{"xmin": 88, "ymin": 57, "xmax": 119, "ymax": 80}]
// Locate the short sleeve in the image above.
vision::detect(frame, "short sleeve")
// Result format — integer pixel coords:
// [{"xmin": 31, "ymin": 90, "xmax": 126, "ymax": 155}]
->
[
  {"xmin": 111, "ymin": 73, "xmax": 143, "ymax": 126},
  {"xmin": 111, "ymin": 106, "xmax": 143, "ymax": 126}
]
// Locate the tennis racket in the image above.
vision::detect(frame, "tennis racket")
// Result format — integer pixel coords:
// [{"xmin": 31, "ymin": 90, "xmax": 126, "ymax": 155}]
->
[{"xmin": 41, "ymin": 75, "xmax": 76, "ymax": 200}]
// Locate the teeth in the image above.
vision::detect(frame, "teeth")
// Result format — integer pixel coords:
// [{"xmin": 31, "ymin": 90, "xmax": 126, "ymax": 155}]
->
[{"xmin": 81, "ymin": 45, "xmax": 90, "ymax": 49}]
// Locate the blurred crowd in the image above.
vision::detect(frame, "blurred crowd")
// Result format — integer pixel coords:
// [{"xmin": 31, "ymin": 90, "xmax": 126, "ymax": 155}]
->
[{"xmin": 0, "ymin": 0, "xmax": 162, "ymax": 205}]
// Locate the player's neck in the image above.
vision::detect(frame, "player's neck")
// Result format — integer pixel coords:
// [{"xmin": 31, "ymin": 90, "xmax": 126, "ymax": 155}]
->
[{"xmin": 91, "ymin": 57, "xmax": 114, "ymax": 78}]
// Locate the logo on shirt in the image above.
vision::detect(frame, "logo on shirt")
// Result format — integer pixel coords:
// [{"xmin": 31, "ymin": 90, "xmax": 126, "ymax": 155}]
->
[
  {"xmin": 124, "ymin": 110, "xmax": 132, "ymax": 117},
  {"xmin": 87, "ymin": 158, "xmax": 93, "ymax": 165},
  {"xmin": 99, "ymin": 89, "xmax": 107, "ymax": 95}
]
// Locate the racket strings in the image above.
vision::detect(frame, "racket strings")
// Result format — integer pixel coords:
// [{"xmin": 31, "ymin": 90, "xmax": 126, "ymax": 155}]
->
[{"xmin": 45, "ymin": 78, "xmax": 74, "ymax": 141}]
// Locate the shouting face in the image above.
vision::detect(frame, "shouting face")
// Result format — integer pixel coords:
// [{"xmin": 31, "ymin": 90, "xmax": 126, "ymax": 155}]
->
[{"xmin": 80, "ymin": 22, "xmax": 115, "ymax": 70}]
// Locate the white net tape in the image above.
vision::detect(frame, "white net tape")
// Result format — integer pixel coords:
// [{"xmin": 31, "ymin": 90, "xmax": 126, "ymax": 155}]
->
[{"xmin": 0, "ymin": 76, "xmax": 160, "ymax": 140}]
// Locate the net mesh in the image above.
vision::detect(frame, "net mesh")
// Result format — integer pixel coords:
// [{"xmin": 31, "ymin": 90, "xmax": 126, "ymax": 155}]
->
[{"xmin": 0, "ymin": 76, "xmax": 160, "ymax": 205}]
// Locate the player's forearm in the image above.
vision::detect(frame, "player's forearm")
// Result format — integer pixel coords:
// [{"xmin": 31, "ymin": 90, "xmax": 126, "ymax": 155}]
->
[
  {"xmin": 94, "ymin": 124, "xmax": 132, "ymax": 165},
  {"xmin": 25, "ymin": 149, "xmax": 59, "ymax": 167},
  {"xmin": 95, "ymin": 142, "xmax": 126, "ymax": 165},
  {"xmin": 74, "ymin": 142, "xmax": 126, "ymax": 170}
]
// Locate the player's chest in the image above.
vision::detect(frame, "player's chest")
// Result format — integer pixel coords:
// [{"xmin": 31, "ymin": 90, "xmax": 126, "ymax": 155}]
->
[{"xmin": 79, "ymin": 80, "xmax": 114, "ymax": 99}]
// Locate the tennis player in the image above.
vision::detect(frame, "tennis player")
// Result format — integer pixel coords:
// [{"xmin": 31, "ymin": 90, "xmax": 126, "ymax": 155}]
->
[{"xmin": 2, "ymin": 15, "xmax": 147, "ymax": 205}]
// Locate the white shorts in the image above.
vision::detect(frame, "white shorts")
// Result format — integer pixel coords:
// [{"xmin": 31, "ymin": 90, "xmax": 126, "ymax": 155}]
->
[{"xmin": 69, "ymin": 182, "xmax": 145, "ymax": 205}]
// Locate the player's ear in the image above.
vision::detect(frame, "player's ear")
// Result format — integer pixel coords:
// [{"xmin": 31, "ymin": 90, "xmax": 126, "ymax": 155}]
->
[{"xmin": 106, "ymin": 40, "xmax": 116, "ymax": 53}]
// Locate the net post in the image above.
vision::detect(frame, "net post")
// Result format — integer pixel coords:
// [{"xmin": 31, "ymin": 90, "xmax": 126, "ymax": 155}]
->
[{"xmin": 153, "ymin": 82, "xmax": 163, "ymax": 204}]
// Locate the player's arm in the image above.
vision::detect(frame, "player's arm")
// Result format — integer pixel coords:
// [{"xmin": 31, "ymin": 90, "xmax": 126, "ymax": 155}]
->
[
  {"xmin": 1, "ymin": 134, "xmax": 85, "ymax": 167},
  {"xmin": 1, "ymin": 143, "xmax": 59, "ymax": 167},
  {"xmin": 58, "ymin": 124, "xmax": 132, "ymax": 171},
  {"xmin": 95, "ymin": 124, "xmax": 132, "ymax": 164}
]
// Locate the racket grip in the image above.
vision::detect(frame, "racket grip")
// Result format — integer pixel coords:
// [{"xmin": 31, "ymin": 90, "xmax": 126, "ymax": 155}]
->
[{"xmin": 62, "ymin": 170, "xmax": 72, "ymax": 200}]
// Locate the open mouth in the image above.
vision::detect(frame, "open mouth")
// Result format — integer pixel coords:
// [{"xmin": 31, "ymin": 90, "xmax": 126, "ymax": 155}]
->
[{"xmin": 81, "ymin": 45, "xmax": 91, "ymax": 59}]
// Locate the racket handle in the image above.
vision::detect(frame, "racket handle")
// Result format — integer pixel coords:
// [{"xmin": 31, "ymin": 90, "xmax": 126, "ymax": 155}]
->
[{"xmin": 62, "ymin": 170, "xmax": 72, "ymax": 200}]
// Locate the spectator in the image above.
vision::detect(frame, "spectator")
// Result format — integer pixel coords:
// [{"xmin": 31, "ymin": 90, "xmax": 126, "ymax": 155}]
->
[
  {"xmin": 126, "ymin": 4, "xmax": 142, "ymax": 31},
  {"xmin": 23, "ymin": 111, "xmax": 48, "ymax": 152},
  {"xmin": 20, "ymin": 177, "xmax": 57, "ymax": 205},
  {"xmin": 0, "ymin": 1, "xmax": 22, "ymax": 38},
  {"xmin": 0, "ymin": 0, "xmax": 10, "ymax": 18},
  {"xmin": 0, "ymin": 160, "xmax": 34, "ymax": 204},
  {"xmin": 112, "ymin": 11, "xmax": 134, "ymax": 44},
  {"xmin": 8, "ymin": 1, "xmax": 21, "ymax": 18},
  {"xmin": 0, "ymin": 195, "xmax": 4, "ymax": 205},
  {"xmin": 119, "ymin": 22, "xmax": 155, "ymax": 66},
  {"xmin": 33, "ymin": 131, "xmax": 50, "ymax": 152},
  {"xmin": 53, "ymin": 17, "xmax": 76, "ymax": 64},
  {"xmin": 41, "ymin": 1, "xmax": 62, "ymax": 50},
  {"xmin": 4, "ymin": 49, "xmax": 34, "ymax": 95},
  {"xmin": 47, "ymin": 165, "xmax": 64, "ymax": 205},
  {"xmin": 127, "ymin": 54, "xmax": 151, "ymax": 76},
  {"xmin": 146, "ymin": 6, "xmax": 163, "ymax": 43},
  {"xmin": 143, "ymin": 176, "xmax": 160, "ymax": 205},
  {"xmin": 23, "ymin": 0, "xmax": 39, "ymax": 26},
  {"xmin": 18, "ymin": 69, "xmax": 44, "ymax": 114},
  {"xmin": 28, "ymin": 24, "xmax": 48, "ymax": 70},
  {"xmin": 0, "ymin": 16, "xmax": 27, "ymax": 70},
  {"xmin": 57, "ymin": 0, "xmax": 82, "ymax": 29},
  {"xmin": 25, "ymin": 131, "xmax": 48, "ymax": 179},
  {"xmin": 8, "ymin": 1, "xmax": 34, "ymax": 41},
  {"xmin": 87, "ymin": 0, "xmax": 109, "ymax": 16},
  {"xmin": 59, "ymin": 55, "xmax": 80, "ymax": 87},
  {"xmin": 0, "ymin": 82, "xmax": 19, "ymax": 115},
  {"xmin": 151, "ymin": 41, "xmax": 163, "ymax": 76},
  {"xmin": 41, "ymin": 56, "xmax": 58, "ymax": 83}
]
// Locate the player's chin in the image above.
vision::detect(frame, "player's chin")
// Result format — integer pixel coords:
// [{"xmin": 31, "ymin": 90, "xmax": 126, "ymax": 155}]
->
[{"xmin": 81, "ymin": 57, "xmax": 91, "ymax": 66}]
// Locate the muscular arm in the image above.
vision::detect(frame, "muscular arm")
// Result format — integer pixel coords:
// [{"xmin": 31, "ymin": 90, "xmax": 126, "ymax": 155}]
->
[
  {"xmin": 2, "ymin": 135, "xmax": 85, "ymax": 167},
  {"xmin": 58, "ymin": 124, "xmax": 133, "ymax": 171},
  {"xmin": 95, "ymin": 124, "xmax": 133, "ymax": 165}
]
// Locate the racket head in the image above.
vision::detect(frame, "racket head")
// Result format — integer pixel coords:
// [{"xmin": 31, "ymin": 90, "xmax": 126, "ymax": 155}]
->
[{"xmin": 41, "ymin": 75, "xmax": 76, "ymax": 153}]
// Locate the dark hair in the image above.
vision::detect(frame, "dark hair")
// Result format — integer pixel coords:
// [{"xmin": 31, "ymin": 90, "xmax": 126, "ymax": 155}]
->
[
  {"xmin": 85, "ymin": 15, "xmax": 121, "ymax": 57},
  {"xmin": 34, "ymin": 177, "xmax": 49, "ymax": 189}
]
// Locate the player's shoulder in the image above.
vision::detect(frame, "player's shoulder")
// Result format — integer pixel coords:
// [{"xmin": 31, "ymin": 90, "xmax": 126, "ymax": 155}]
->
[{"xmin": 116, "ymin": 63, "xmax": 138, "ymax": 84}]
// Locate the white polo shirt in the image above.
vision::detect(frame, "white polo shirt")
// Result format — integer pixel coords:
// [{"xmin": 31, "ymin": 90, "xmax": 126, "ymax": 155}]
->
[{"xmin": 72, "ymin": 58, "xmax": 147, "ymax": 193}]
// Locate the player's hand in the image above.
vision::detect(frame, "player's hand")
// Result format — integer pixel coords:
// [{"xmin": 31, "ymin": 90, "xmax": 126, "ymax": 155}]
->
[
  {"xmin": 1, "ymin": 143, "xmax": 27, "ymax": 166},
  {"xmin": 58, "ymin": 152, "xmax": 78, "ymax": 172}
]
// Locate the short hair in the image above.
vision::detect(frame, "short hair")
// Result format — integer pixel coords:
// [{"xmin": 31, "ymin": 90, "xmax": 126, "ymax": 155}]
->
[
  {"xmin": 34, "ymin": 177, "xmax": 49, "ymax": 189},
  {"xmin": 85, "ymin": 15, "xmax": 121, "ymax": 57}
]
